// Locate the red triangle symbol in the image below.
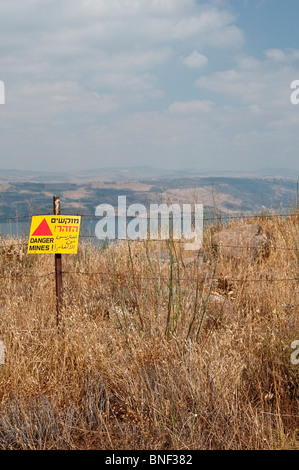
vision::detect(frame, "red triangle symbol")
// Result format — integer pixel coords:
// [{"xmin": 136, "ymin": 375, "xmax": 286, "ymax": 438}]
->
[{"xmin": 32, "ymin": 218, "xmax": 53, "ymax": 236}]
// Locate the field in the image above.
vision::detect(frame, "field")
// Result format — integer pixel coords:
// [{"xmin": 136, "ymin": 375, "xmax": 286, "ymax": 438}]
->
[{"xmin": 0, "ymin": 212, "xmax": 298, "ymax": 450}]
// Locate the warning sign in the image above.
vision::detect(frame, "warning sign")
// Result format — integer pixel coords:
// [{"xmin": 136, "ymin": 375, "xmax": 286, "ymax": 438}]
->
[{"xmin": 27, "ymin": 215, "xmax": 81, "ymax": 254}]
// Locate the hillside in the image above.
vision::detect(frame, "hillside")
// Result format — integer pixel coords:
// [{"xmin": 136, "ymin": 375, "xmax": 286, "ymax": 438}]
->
[
  {"xmin": 0, "ymin": 212, "xmax": 298, "ymax": 449},
  {"xmin": 0, "ymin": 175, "xmax": 298, "ymax": 222}
]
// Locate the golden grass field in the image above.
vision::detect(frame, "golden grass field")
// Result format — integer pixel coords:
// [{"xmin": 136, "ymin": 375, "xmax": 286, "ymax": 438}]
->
[{"xmin": 0, "ymin": 213, "xmax": 298, "ymax": 450}]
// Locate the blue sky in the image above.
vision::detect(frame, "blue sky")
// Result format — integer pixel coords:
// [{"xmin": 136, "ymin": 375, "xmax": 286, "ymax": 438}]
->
[
  {"xmin": 231, "ymin": 0, "xmax": 299, "ymax": 55},
  {"xmin": 0, "ymin": 0, "xmax": 299, "ymax": 174}
]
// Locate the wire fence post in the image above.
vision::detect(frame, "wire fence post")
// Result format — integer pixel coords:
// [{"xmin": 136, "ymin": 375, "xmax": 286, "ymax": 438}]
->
[{"xmin": 53, "ymin": 196, "xmax": 63, "ymax": 329}]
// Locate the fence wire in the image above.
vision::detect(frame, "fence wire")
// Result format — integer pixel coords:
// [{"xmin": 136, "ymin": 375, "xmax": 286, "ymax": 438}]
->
[
  {"xmin": 0, "ymin": 210, "xmax": 298, "ymax": 283},
  {"xmin": 0, "ymin": 210, "xmax": 298, "ymax": 222}
]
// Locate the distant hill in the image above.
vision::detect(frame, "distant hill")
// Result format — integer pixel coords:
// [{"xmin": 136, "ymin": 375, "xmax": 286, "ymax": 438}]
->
[
  {"xmin": 1, "ymin": 166, "xmax": 298, "ymax": 184},
  {"xmin": 0, "ymin": 170, "xmax": 298, "ymax": 220}
]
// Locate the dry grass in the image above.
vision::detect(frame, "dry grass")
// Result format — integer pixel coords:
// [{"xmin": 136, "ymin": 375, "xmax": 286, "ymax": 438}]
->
[{"xmin": 0, "ymin": 213, "xmax": 298, "ymax": 450}]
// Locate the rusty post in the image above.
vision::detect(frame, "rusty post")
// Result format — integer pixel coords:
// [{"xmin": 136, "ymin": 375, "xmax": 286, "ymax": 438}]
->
[{"xmin": 53, "ymin": 196, "xmax": 63, "ymax": 329}]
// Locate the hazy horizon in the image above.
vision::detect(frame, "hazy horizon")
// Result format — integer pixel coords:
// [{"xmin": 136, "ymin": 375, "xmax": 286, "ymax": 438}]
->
[{"xmin": 0, "ymin": 164, "xmax": 299, "ymax": 177}]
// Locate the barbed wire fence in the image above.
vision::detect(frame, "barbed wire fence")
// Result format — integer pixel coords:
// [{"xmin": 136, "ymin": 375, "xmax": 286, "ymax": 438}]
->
[
  {"xmin": 0, "ymin": 208, "xmax": 298, "ymax": 336},
  {"xmin": 0, "ymin": 209, "xmax": 298, "ymax": 275}
]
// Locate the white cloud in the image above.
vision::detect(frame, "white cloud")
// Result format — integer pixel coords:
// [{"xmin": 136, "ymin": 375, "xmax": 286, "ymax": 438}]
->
[
  {"xmin": 0, "ymin": 0, "xmax": 244, "ymax": 115},
  {"xmin": 168, "ymin": 100, "xmax": 213, "ymax": 114},
  {"xmin": 182, "ymin": 51, "xmax": 208, "ymax": 69},
  {"xmin": 265, "ymin": 49, "xmax": 288, "ymax": 62},
  {"xmin": 0, "ymin": 81, "xmax": 119, "ymax": 127},
  {"xmin": 195, "ymin": 51, "xmax": 299, "ymax": 108},
  {"xmin": 265, "ymin": 48, "xmax": 299, "ymax": 63}
]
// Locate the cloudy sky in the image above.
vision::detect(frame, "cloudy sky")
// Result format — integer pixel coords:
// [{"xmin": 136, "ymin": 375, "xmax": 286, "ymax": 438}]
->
[{"xmin": 1, "ymin": 0, "xmax": 299, "ymax": 173}]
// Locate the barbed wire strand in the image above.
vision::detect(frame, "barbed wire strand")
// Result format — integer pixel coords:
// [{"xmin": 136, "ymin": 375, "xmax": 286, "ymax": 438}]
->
[
  {"xmin": 0, "ymin": 237, "xmax": 298, "ymax": 252},
  {"xmin": 0, "ymin": 210, "xmax": 298, "ymax": 222}
]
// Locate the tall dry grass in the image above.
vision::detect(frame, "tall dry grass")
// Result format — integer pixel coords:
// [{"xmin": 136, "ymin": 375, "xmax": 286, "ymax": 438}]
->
[{"xmin": 0, "ymin": 213, "xmax": 298, "ymax": 450}]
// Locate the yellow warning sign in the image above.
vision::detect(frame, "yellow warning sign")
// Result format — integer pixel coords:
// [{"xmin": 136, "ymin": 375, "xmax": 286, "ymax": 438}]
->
[{"xmin": 27, "ymin": 215, "xmax": 81, "ymax": 254}]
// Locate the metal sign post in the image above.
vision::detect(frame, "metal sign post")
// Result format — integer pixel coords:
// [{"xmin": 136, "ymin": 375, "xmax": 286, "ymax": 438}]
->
[
  {"xmin": 27, "ymin": 198, "xmax": 81, "ymax": 330},
  {"xmin": 53, "ymin": 196, "xmax": 63, "ymax": 329}
]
